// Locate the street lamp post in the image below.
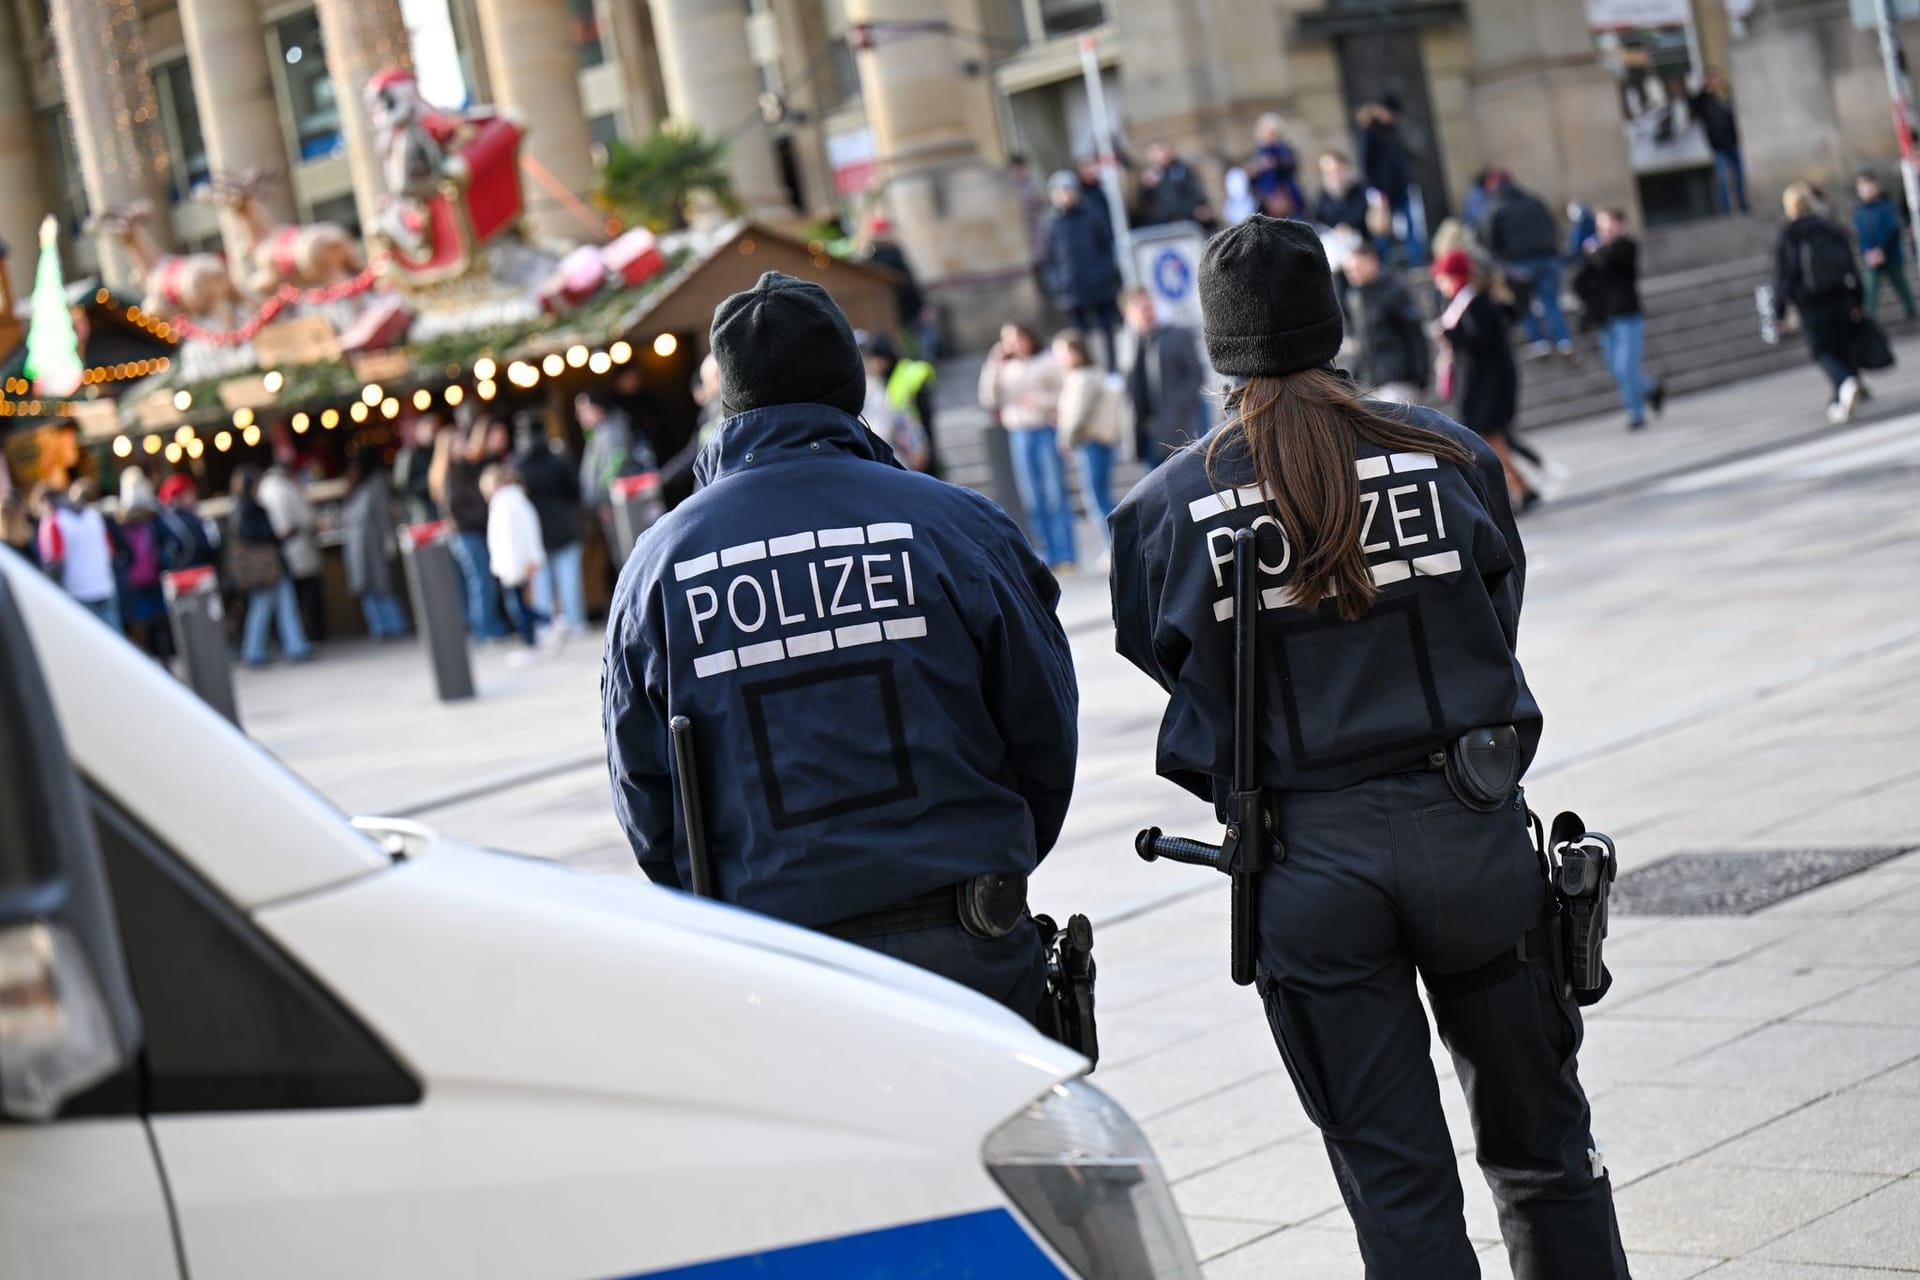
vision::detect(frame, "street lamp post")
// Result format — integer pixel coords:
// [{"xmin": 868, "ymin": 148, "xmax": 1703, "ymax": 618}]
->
[{"xmin": 1872, "ymin": 0, "xmax": 1920, "ymax": 270}]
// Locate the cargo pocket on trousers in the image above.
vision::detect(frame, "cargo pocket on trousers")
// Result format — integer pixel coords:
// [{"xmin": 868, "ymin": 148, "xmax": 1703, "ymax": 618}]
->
[{"xmin": 1255, "ymin": 971, "xmax": 1340, "ymax": 1132}]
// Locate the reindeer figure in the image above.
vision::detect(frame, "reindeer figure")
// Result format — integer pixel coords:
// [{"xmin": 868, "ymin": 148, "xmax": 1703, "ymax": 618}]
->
[
  {"xmin": 203, "ymin": 170, "xmax": 364, "ymax": 297},
  {"xmin": 87, "ymin": 202, "xmax": 245, "ymax": 326}
]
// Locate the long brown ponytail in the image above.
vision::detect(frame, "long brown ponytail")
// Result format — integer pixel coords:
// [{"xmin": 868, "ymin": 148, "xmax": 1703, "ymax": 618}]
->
[{"xmin": 1206, "ymin": 370, "xmax": 1473, "ymax": 622}]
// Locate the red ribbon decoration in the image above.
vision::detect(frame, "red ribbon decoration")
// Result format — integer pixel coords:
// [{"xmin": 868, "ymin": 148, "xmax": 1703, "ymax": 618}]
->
[{"xmin": 165, "ymin": 264, "xmax": 382, "ymax": 347}]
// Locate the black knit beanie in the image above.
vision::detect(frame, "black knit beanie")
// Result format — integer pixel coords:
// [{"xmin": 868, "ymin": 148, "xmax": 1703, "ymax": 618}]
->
[
  {"xmin": 709, "ymin": 271, "xmax": 867, "ymax": 417},
  {"xmin": 1198, "ymin": 216, "xmax": 1344, "ymax": 378}
]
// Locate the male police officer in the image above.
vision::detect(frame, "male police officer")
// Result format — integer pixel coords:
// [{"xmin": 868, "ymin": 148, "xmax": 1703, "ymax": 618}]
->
[{"xmin": 602, "ymin": 271, "xmax": 1079, "ymax": 1018}]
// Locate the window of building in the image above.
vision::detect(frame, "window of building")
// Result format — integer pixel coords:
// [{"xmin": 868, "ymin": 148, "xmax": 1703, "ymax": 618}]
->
[
  {"xmin": 571, "ymin": 0, "xmax": 604, "ymax": 70},
  {"xmin": 155, "ymin": 60, "xmax": 210, "ymax": 201},
  {"xmin": 589, "ymin": 112, "xmax": 621, "ymax": 149},
  {"xmin": 1036, "ymin": 0, "xmax": 1102, "ymax": 39},
  {"xmin": 307, "ymin": 193, "xmax": 361, "ymax": 239},
  {"xmin": 274, "ymin": 11, "xmax": 342, "ymax": 161}
]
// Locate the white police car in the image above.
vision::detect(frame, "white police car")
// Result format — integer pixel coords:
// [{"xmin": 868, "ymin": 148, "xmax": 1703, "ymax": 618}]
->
[{"xmin": 0, "ymin": 547, "xmax": 1198, "ymax": 1279}]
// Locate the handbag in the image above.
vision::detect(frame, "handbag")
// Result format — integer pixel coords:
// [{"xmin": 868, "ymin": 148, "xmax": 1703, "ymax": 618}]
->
[
  {"xmin": 228, "ymin": 541, "xmax": 282, "ymax": 593},
  {"xmin": 1851, "ymin": 315, "xmax": 1896, "ymax": 372}
]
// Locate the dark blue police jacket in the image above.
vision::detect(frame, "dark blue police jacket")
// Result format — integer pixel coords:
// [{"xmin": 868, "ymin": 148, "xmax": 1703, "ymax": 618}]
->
[
  {"xmin": 1110, "ymin": 402, "xmax": 1540, "ymax": 806},
  {"xmin": 602, "ymin": 401, "xmax": 1079, "ymax": 928}
]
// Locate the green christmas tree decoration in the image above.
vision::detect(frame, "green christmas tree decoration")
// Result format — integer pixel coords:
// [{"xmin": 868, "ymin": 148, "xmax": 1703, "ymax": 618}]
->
[{"xmin": 24, "ymin": 215, "xmax": 84, "ymax": 398}]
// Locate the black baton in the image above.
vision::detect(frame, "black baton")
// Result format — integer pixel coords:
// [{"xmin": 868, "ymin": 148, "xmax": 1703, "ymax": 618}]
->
[{"xmin": 669, "ymin": 715, "xmax": 717, "ymax": 899}]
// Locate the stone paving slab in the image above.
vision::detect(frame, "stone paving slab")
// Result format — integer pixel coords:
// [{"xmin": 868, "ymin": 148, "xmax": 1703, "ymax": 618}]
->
[
  {"xmin": 1612, "ymin": 1164, "xmax": 1892, "ymax": 1257},
  {"xmin": 1753, "ymin": 1178, "xmax": 1920, "ymax": 1271}
]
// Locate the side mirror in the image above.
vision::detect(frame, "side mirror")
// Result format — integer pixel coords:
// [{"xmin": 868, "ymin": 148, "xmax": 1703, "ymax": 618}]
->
[{"xmin": 0, "ymin": 563, "xmax": 140, "ymax": 1119}]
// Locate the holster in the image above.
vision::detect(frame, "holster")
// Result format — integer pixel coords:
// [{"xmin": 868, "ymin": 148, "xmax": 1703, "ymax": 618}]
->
[
  {"xmin": 1033, "ymin": 913, "xmax": 1099, "ymax": 1068},
  {"xmin": 1524, "ymin": 810, "xmax": 1617, "ymax": 1007}
]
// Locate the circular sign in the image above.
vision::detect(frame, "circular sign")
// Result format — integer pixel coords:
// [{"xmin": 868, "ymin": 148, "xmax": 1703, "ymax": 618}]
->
[{"xmin": 1152, "ymin": 248, "xmax": 1194, "ymax": 300}]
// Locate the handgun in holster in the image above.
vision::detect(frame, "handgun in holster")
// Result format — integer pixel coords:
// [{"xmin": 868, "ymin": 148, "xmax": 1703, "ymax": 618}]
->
[
  {"xmin": 1523, "ymin": 810, "xmax": 1617, "ymax": 1007},
  {"xmin": 1033, "ymin": 912, "xmax": 1099, "ymax": 1068}
]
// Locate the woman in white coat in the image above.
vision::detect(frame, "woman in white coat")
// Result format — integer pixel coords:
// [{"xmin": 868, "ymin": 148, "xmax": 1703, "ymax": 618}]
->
[{"xmin": 482, "ymin": 462, "xmax": 547, "ymax": 658}]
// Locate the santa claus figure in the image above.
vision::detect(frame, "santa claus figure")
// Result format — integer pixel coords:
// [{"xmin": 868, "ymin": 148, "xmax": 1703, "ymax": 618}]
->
[{"xmin": 366, "ymin": 68, "xmax": 463, "ymax": 256}]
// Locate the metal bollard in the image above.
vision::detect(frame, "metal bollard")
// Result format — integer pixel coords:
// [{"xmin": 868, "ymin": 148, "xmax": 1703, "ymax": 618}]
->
[
  {"xmin": 163, "ymin": 566, "xmax": 240, "ymax": 726},
  {"xmin": 399, "ymin": 521, "xmax": 475, "ymax": 702},
  {"xmin": 609, "ymin": 471, "xmax": 666, "ymax": 566}
]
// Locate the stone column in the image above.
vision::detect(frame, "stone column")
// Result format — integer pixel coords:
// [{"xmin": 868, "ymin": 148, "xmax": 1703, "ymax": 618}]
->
[
  {"xmin": 0, "ymin": 0, "xmax": 47, "ymax": 291},
  {"xmin": 647, "ymin": 0, "xmax": 791, "ymax": 219},
  {"xmin": 48, "ymin": 0, "xmax": 176, "ymax": 286},
  {"xmin": 843, "ymin": 0, "xmax": 1038, "ymax": 349},
  {"xmin": 1467, "ymin": 0, "xmax": 1637, "ymax": 223},
  {"xmin": 603, "ymin": 0, "xmax": 669, "ymax": 140},
  {"xmin": 177, "ymin": 0, "xmax": 299, "ymax": 260},
  {"xmin": 313, "ymin": 0, "xmax": 414, "ymax": 237},
  {"xmin": 770, "ymin": 0, "xmax": 837, "ymax": 217},
  {"xmin": 474, "ymin": 0, "xmax": 599, "ymax": 242},
  {"xmin": 1726, "ymin": 0, "xmax": 1845, "ymax": 207}
]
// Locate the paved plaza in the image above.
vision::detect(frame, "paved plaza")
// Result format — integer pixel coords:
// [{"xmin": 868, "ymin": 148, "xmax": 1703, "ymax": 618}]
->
[{"xmin": 232, "ymin": 348, "xmax": 1920, "ymax": 1277}]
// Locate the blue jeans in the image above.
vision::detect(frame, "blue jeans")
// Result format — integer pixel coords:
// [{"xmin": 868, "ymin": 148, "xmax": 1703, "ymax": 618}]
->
[
  {"xmin": 1075, "ymin": 441, "xmax": 1119, "ymax": 546},
  {"xmin": 1598, "ymin": 314, "xmax": 1649, "ymax": 423},
  {"xmin": 500, "ymin": 581, "xmax": 548, "ymax": 646},
  {"xmin": 1390, "ymin": 192, "xmax": 1425, "ymax": 267},
  {"xmin": 1713, "ymin": 149, "xmax": 1749, "ymax": 215},
  {"xmin": 79, "ymin": 594, "xmax": 121, "ymax": 633},
  {"xmin": 449, "ymin": 529, "xmax": 505, "ymax": 639},
  {"xmin": 1514, "ymin": 256, "xmax": 1571, "ymax": 347},
  {"xmin": 1007, "ymin": 426, "xmax": 1076, "ymax": 567},
  {"xmin": 529, "ymin": 540, "xmax": 586, "ymax": 629},
  {"xmin": 359, "ymin": 591, "xmax": 410, "ymax": 639},
  {"xmin": 243, "ymin": 577, "xmax": 310, "ymax": 664}
]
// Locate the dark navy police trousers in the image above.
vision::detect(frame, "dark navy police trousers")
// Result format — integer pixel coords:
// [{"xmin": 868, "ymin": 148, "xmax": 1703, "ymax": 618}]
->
[
  {"xmin": 855, "ymin": 915, "xmax": 1049, "ymax": 1025},
  {"xmin": 1255, "ymin": 772, "xmax": 1631, "ymax": 1279}
]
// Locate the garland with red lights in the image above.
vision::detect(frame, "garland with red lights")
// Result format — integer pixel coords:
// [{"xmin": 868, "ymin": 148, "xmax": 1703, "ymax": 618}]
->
[{"xmin": 166, "ymin": 264, "xmax": 381, "ymax": 346}]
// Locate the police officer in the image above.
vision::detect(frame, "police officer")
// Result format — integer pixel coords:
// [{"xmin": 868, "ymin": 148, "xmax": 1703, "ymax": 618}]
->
[
  {"xmin": 1109, "ymin": 218, "xmax": 1629, "ymax": 1278},
  {"xmin": 602, "ymin": 271, "xmax": 1079, "ymax": 1019}
]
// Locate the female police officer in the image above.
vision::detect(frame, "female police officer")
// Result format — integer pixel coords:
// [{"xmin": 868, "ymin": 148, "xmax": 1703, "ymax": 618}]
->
[{"xmin": 1109, "ymin": 216, "xmax": 1630, "ymax": 1278}]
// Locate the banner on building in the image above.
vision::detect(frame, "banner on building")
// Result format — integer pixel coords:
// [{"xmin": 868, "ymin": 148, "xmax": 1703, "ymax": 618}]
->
[
  {"xmin": 1588, "ymin": 0, "xmax": 1712, "ymax": 174},
  {"xmin": 829, "ymin": 129, "xmax": 877, "ymax": 196}
]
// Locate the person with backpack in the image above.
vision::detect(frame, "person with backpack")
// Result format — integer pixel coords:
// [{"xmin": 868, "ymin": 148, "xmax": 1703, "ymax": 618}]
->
[
  {"xmin": 1853, "ymin": 170, "xmax": 1915, "ymax": 322},
  {"xmin": 1773, "ymin": 181, "xmax": 1870, "ymax": 424},
  {"xmin": 114, "ymin": 470, "xmax": 172, "ymax": 659},
  {"xmin": 1483, "ymin": 170, "xmax": 1573, "ymax": 358},
  {"xmin": 155, "ymin": 474, "xmax": 220, "ymax": 571}
]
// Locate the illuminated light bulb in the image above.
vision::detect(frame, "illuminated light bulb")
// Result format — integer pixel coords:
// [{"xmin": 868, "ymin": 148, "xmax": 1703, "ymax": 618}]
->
[
  {"xmin": 412, "ymin": 389, "xmax": 432, "ymax": 411},
  {"xmin": 610, "ymin": 340, "xmax": 633, "ymax": 364},
  {"xmin": 541, "ymin": 353, "xmax": 565, "ymax": 378},
  {"xmin": 262, "ymin": 370, "xmax": 284, "ymax": 393},
  {"xmin": 476, "ymin": 380, "xmax": 497, "ymax": 400},
  {"xmin": 165, "ymin": 443, "xmax": 183, "ymax": 464},
  {"xmin": 214, "ymin": 430, "xmax": 232, "ymax": 452},
  {"xmin": 233, "ymin": 407, "xmax": 254, "ymax": 429},
  {"xmin": 186, "ymin": 438, "xmax": 204, "ymax": 460},
  {"xmin": 566, "ymin": 344, "xmax": 589, "ymax": 368},
  {"xmin": 174, "ymin": 425, "xmax": 194, "ymax": 444},
  {"xmin": 507, "ymin": 362, "xmax": 538, "ymax": 389},
  {"xmin": 474, "ymin": 356, "xmax": 497, "ymax": 381},
  {"xmin": 351, "ymin": 402, "xmax": 369, "ymax": 423},
  {"xmin": 173, "ymin": 390, "xmax": 192, "ymax": 411},
  {"xmin": 321, "ymin": 408, "xmax": 340, "ymax": 429},
  {"xmin": 588, "ymin": 351, "xmax": 612, "ymax": 375},
  {"xmin": 242, "ymin": 425, "xmax": 261, "ymax": 447},
  {"xmin": 653, "ymin": 333, "xmax": 679, "ymax": 358},
  {"xmin": 112, "ymin": 436, "xmax": 132, "ymax": 458},
  {"xmin": 445, "ymin": 385, "xmax": 465, "ymax": 407},
  {"xmin": 143, "ymin": 435, "xmax": 161, "ymax": 455},
  {"xmin": 362, "ymin": 384, "xmax": 382, "ymax": 405},
  {"xmin": 380, "ymin": 397, "xmax": 400, "ymax": 419},
  {"xmin": 292, "ymin": 412, "xmax": 310, "ymax": 433}
]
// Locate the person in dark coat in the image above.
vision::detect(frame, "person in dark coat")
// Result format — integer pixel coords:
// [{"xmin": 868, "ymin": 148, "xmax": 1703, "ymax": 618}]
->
[
  {"xmin": 1853, "ymin": 170, "xmax": 1915, "ymax": 321},
  {"xmin": 1249, "ymin": 116, "xmax": 1305, "ymax": 220},
  {"xmin": 1574, "ymin": 209, "xmax": 1665, "ymax": 430},
  {"xmin": 1434, "ymin": 248, "xmax": 1534, "ymax": 507},
  {"xmin": 514, "ymin": 410, "xmax": 586, "ymax": 634},
  {"xmin": 392, "ymin": 414, "xmax": 440, "ymax": 526},
  {"xmin": 1123, "ymin": 287, "xmax": 1209, "ymax": 467},
  {"xmin": 341, "ymin": 451, "xmax": 409, "ymax": 639},
  {"xmin": 1135, "ymin": 141, "xmax": 1214, "ymax": 229},
  {"xmin": 1772, "ymin": 181, "xmax": 1870, "ymax": 423},
  {"xmin": 1689, "ymin": 68, "xmax": 1748, "ymax": 215},
  {"xmin": 1357, "ymin": 96, "xmax": 1422, "ymax": 264},
  {"xmin": 601, "ymin": 271, "xmax": 1078, "ymax": 1020},
  {"xmin": 1312, "ymin": 151, "xmax": 1371, "ymax": 236},
  {"xmin": 1483, "ymin": 171, "xmax": 1572, "ymax": 357},
  {"xmin": 1039, "ymin": 170, "xmax": 1123, "ymax": 370},
  {"xmin": 1340, "ymin": 239, "xmax": 1431, "ymax": 402}
]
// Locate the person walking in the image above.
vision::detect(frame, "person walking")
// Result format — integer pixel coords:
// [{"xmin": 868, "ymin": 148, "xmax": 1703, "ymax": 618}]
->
[
  {"xmin": 1312, "ymin": 151, "xmax": 1370, "ymax": 237},
  {"xmin": 1483, "ymin": 171, "xmax": 1574, "ymax": 358},
  {"xmin": 257, "ymin": 450, "xmax": 325, "ymax": 645},
  {"xmin": 482, "ymin": 461, "xmax": 547, "ymax": 663},
  {"xmin": 1690, "ymin": 68, "xmax": 1748, "ymax": 216},
  {"xmin": 863, "ymin": 335, "xmax": 940, "ymax": 475},
  {"xmin": 1108, "ymin": 214, "xmax": 1631, "ymax": 1280},
  {"xmin": 154, "ymin": 474, "xmax": 219, "ymax": 571},
  {"xmin": 113, "ymin": 471, "xmax": 172, "ymax": 659},
  {"xmin": 1053, "ymin": 329, "xmax": 1123, "ymax": 557},
  {"xmin": 979, "ymin": 323, "xmax": 1076, "ymax": 571},
  {"xmin": 601, "ymin": 270, "xmax": 1078, "ymax": 1019},
  {"xmin": 1434, "ymin": 249, "xmax": 1536, "ymax": 508},
  {"xmin": 430, "ymin": 421, "xmax": 507, "ymax": 640},
  {"xmin": 33, "ymin": 481, "xmax": 120, "ymax": 630},
  {"xmin": 228, "ymin": 465, "xmax": 312, "ymax": 667},
  {"xmin": 1039, "ymin": 171, "xmax": 1123, "ymax": 370},
  {"xmin": 1773, "ymin": 181, "xmax": 1870, "ymax": 424},
  {"xmin": 577, "ymin": 387, "xmax": 646, "ymax": 549},
  {"xmin": 514, "ymin": 411, "xmax": 586, "ymax": 636},
  {"xmin": 1358, "ymin": 96, "xmax": 1422, "ymax": 264},
  {"xmin": 1249, "ymin": 116, "xmax": 1305, "ymax": 223},
  {"xmin": 1340, "ymin": 239, "xmax": 1432, "ymax": 404},
  {"xmin": 1123, "ymin": 286, "xmax": 1209, "ymax": 469},
  {"xmin": 393, "ymin": 414, "xmax": 441, "ymax": 526},
  {"xmin": 1576, "ymin": 209, "xmax": 1667, "ymax": 431},
  {"xmin": 341, "ymin": 451, "xmax": 410, "ymax": 641},
  {"xmin": 1853, "ymin": 171, "xmax": 1916, "ymax": 322},
  {"xmin": 1136, "ymin": 140, "xmax": 1215, "ymax": 229}
]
